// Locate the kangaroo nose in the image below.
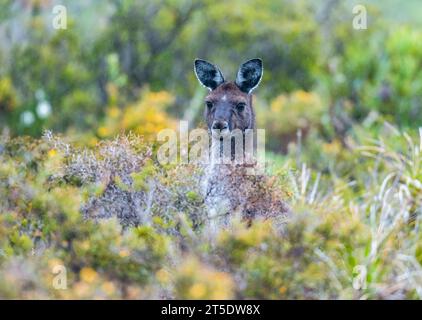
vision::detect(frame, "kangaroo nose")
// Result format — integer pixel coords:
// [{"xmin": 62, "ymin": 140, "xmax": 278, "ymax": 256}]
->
[{"xmin": 212, "ymin": 120, "xmax": 229, "ymax": 131}]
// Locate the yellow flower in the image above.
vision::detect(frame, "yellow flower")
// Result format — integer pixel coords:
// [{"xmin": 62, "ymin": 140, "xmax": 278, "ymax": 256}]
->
[
  {"xmin": 98, "ymin": 126, "xmax": 110, "ymax": 138},
  {"xmin": 48, "ymin": 149, "xmax": 57, "ymax": 157},
  {"xmin": 119, "ymin": 249, "xmax": 130, "ymax": 258},
  {"xmin": 279, "ymin": 286, "xmax": 287, "ymax": 295},
  {"xmin": 293, "ymin": 90, "xmax": 314, "ymax": 104},
  {"xmin": 108, "ymin": 107, "xmax": 120, "ymax": 118},
  {"xmin": 211, "ymin": 272, "xmax": 234, "ymax": 299},
  {"xmin": 80, "ymin": 267, "xmax": 98, "ymax": 283},
  {"xmin": 85, "ymin": 136, "xmax": 98, "ymax": 147},
  {"xmin": 270, "ymin": 95, "xmax": 286, "ymax": 112},
  {"xmin": 79, "ymin": 240, "xmax": 90, "ymax": 251},
  {"xmin": 176, "ymin": 258, "xmax": 234, "ymax": 299},
  {"xmin": 322, "ymin": 140, "xmax": 342, "ymax": 155},
  {"xmin": 189, "ymin": 283, "xmax": 206, "ymax": 299}
]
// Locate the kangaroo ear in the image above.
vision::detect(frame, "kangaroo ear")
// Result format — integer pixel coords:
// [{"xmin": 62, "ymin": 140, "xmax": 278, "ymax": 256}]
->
[
  {"xmin": 194, "ymin": 59, "xmax": 225, "ymax": 91},
  {"xmin": 235, "ymin": 58, "xmax": 263, "ymax": 94}
]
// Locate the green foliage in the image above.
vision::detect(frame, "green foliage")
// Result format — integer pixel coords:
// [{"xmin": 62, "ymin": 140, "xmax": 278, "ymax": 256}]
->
[
  {"xmin": 322, "ymin": 24, "xmax": 422, "ymax": 128},
  {"xmin": 0, "ymin": 0, "xmax": 321, "ymax": 137},
  {"xmin": 0, "ymin": 128, "xmax": 421, "ymax": 299},
  {"xmin": 257, "ymin": 90, "xmax": 326, "ymax": 152}
]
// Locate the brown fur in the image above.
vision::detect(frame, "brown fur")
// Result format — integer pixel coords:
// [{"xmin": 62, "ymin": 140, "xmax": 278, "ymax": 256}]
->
[{"xmin": 204, "ymin": 82, "xmax": 255, "ymax": 132}]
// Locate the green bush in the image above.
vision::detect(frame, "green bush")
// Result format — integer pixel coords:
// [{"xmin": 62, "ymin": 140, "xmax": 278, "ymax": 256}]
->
[
  {"xmin": 323, "ymin": 25, "xmax": 422, "ymax": 128},
  {"xmin": 0, "ymin": 127, "xmax": 420, "ymax": 299}
]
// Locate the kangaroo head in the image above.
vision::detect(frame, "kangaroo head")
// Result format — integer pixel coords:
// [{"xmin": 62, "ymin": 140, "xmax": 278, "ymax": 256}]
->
[{"xmin": 194, "ymin": 58, "xmax": 263, "ymax": 135}]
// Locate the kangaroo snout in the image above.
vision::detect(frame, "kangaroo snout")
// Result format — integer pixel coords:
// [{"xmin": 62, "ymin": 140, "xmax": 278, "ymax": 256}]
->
[{"xmin": 212, "ymin": 120, "xmax": 229, "ymax": 131}]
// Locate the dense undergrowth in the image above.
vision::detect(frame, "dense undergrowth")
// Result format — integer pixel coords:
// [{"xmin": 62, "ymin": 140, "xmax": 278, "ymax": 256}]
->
[{"xmin": 0, "ymin": 125, "xmax": 420, "ymax": 299}]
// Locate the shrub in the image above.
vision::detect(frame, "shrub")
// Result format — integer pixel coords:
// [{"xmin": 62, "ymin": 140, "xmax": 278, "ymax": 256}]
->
[
  {"xmin": 0, "ymin": 125, "xmax": 421, "ymax": 299},
  {"xmin": 98, "ymin": 89, "xmax": 177, "ymax": 141},
  {"xmin": 257, "ymin": 90, "xmax": 326, "ymax": 152},
  {"xmin": 324, "ymin": 26, "xmax": 422, "ymax": 128}
]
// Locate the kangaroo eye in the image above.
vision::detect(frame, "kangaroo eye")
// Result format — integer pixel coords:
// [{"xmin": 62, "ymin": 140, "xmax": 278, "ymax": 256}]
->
[
  {"xmin": 236, "ymin": 102, "xmax": 246, "ymax": 112},
  {"xmin": 206, "ymin": 101, "xmax": 213, "ymax": 109}
]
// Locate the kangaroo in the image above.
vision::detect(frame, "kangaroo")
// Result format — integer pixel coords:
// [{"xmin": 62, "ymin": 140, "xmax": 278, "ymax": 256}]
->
[
  {"xmin": 194, "ymin": 58, "xmax": 262, "ymax": 163},
  {"xmin": 194, "ymin": 59, "xmax": 289, "ymax": 230}
]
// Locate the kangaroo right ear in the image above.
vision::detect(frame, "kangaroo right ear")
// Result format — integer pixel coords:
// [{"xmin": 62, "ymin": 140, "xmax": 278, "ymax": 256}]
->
[
  {"xmin": 194, "ymin": 59, "xmax": 225, "ymax": 91},
  {"xmin": 235, "ymin": 58, "xmax": 263, "ymax": 94}
]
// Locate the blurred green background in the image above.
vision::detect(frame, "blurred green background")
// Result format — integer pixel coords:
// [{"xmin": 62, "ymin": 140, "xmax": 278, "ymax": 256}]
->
[{"xmin": 1, "ymin": 0, "xmax": 420, "ymax": 149}]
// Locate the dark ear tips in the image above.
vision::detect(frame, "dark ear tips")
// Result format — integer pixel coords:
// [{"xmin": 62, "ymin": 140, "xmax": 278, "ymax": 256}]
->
[
  {"xmin": 235, "ymin": 58, "xmax": 263, "ymax": 94},
  {"xmin": 193, "ymin": 59, "xmax": 204, "ymax": 68},
  {"xmin": 248, "ymin": 58, "xmax": 263, "ymax": 68},
  {"xmin": 194, "ymin": 59, "xmax": 225, "ymax": 91}
]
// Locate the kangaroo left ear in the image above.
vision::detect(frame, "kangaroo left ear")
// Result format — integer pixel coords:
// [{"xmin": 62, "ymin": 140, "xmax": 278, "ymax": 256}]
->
[
  {"xmin": 235, "ymin": 58, "xmax": 263, "ymax": 94},
  {"xmin": 194, "ymin": 59, "xmax": 225, "ymax": 91}
]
